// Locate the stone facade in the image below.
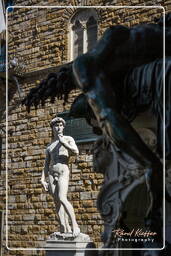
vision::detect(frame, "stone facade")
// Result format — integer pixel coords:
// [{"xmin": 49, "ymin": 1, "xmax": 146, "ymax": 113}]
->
[{"xmin": 0, "ymin": 0, "xmax": 170, "ymax": 255}]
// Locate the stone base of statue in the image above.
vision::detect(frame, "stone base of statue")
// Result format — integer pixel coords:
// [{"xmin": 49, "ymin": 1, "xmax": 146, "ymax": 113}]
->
[{"xmin": 46, "ymin": 232, "xmax": 92, "ymax": 256}]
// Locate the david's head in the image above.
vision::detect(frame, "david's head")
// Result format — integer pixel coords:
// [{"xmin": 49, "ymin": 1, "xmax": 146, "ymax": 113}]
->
[{"xmin": 51, "ymin": 117, "xmax": 66, "ymax": 137}]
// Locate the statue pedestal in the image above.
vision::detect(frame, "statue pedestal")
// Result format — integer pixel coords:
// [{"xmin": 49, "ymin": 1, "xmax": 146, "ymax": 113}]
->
[{"xmin": 46, "ymin": 232, "xmax": 91, "ymax": 256}]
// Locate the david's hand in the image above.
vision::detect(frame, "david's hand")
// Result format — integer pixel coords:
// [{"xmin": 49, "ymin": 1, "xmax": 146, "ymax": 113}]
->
[
  {"xmin": 58, "ymin": 134, "xmax": 66, "ymax": 144},
  {"xmin": 41, "ymin": 180, "xmax": 49, "ymax": 191}
]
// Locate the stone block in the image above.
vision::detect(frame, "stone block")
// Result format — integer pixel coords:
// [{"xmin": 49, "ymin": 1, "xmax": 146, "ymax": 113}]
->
[
  {"xmin": 91, "ymin": 192, "xmax": 99, "ymax": 199},
  {"xmin": 23, "ymin": 215, "xmax": 35, "ymax": 221},
  {"xmin": 19, "ymin": 195, "xmax": 27, "ymax": 202},
  {"xmin": 46, "ymin": 233, "xmax": 91, "ymax": 256},
  {"xmin": 8, "ymin": 196, "xmax": 16, "ymax": 203},
  {"xmin": 82, "ymin": 200, "xmax": 94, "ymax": 208},
  {"xmin": 71, "ymin": 174, "xmax": 81, "ymax": 181},
  {"xmin": 80, "ymin": 192, "xmax": 91, "ymax": 200}
]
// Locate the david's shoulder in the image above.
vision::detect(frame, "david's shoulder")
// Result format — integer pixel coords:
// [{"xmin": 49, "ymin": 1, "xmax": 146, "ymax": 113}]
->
[
  {"xmin": 46, "ymin": 142, "xmax": 54, "ymax": 151},
  {"xmin": 64, "ymin": 135, "xmax": 75, "ymax": 141},
  {"xmin": 45, "ymin": 144, "xmax": 51, "ymax": 151}
]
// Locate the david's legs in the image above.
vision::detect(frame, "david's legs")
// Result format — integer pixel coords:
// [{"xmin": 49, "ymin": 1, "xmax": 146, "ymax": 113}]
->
[
  {"xmin": 48, "ymin": 174, "xmax": 71, "ymax": 233},
  {"xmin": 58, "ymin": 173, "xmax": 80, "ymax": 236},
  {"xmin": 64, "ymin": 210, "xmax": 72, "ymax": 233}
]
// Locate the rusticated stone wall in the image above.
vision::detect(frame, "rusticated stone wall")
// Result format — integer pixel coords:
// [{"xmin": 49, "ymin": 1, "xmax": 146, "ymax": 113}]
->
[{"xmin": 0, "ymin": 0, "xmax": 170, "ymax": 255}]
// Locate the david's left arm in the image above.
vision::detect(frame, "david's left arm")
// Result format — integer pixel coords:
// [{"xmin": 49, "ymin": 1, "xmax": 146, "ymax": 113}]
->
[{"xmin": 59, "ymin": 135, "xmax": 79, "ymax": 155}]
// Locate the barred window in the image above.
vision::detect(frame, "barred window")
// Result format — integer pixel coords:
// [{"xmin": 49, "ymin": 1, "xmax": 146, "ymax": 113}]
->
[
  {"xmin": 87, "ymin": 16, "xmax": 98, "ymax": 51},
  {"xmin": 72, "ymin": 20, "xmax": 84, "ymax": 59},
  {"xmin": 69, "ymin": 9, "xmax": 98, "ymax": 61}
]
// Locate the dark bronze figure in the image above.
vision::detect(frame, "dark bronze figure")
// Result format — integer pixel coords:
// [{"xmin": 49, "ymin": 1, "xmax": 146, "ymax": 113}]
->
[{"xmin": 23, "ymin": 13, "xmax": 171, "ymax": 255}]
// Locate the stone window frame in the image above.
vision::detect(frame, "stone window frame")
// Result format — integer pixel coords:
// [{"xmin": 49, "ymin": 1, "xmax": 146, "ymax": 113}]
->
[{"xmin": 68, "ymin": 8, "xmax": 98, "ymax": 61}]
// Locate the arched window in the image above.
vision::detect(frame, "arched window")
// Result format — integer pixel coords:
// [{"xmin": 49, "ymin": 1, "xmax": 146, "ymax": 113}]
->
[
  {"xmin": 87, "ymin": 16, "xmax": 98, "ymax": 51},
  {"xmin": 69, "ymin": 9, "xmax": 98, "ymax": 61},
  {"xmin": 72, "ymin": 20, "xmax": 84, "ymax": 59}
]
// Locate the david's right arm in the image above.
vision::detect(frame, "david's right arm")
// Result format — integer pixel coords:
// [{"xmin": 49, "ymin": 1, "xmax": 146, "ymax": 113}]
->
[{"xmin": 41, "ymin": 148, "xmax": 50, "ymax": 191}]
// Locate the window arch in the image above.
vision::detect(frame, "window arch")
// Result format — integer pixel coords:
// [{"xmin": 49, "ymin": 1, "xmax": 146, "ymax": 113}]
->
[{"xmin": 69, "ymin": 9, "xmax": 98, "ymax": 61}]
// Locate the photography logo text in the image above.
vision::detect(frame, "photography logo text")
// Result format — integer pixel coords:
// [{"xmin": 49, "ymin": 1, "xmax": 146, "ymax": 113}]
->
[{"xmin": 113, "ymin": 228, "xmax": 157, "ymax": 243}]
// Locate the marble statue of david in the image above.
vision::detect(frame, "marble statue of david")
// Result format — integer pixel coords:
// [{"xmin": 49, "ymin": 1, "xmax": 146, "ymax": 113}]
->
[{"xmin": 41, "ymin": 116, "xmax": 80, "ymax": 237}]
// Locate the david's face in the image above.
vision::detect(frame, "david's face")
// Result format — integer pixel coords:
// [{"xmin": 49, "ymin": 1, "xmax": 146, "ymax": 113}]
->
[{"xmin": 53, "ymin": 122, "xmax": 64, "ymax": 136}]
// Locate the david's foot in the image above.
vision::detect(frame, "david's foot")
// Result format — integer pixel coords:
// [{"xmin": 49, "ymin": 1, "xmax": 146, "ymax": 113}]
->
[
  {"xmin": 72, "ymin": 226, "xmax": 80, "ymax": 237},
  {"xmin": 66, "ymin": 225, "xmax": 72, "ymax": 233}
]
